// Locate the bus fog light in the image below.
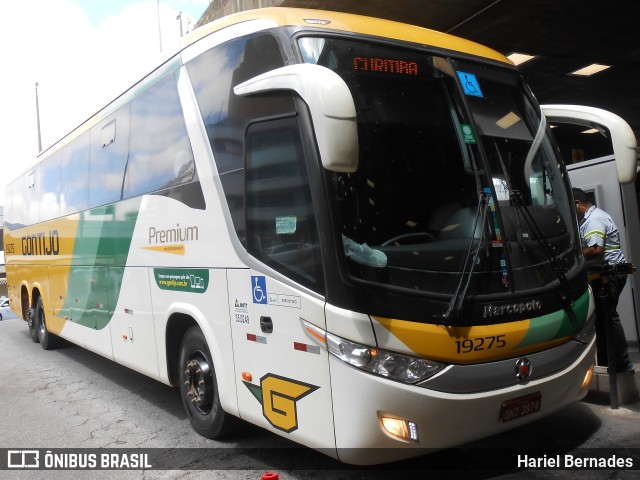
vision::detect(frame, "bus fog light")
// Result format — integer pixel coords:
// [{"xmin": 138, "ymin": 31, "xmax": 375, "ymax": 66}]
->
[
  {"xmin": 580, "ymin": 364, "xmax": 594, "ymax": 392},
  {"xmin": 381, "ymin": 416, "xmax": 419, "ymax": 442}
]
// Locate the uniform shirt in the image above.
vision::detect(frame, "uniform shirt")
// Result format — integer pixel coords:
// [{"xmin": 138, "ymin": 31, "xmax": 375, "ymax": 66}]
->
[{"xmin": 579, "ymin": 205, "xmax": 626, "ymax": 265}]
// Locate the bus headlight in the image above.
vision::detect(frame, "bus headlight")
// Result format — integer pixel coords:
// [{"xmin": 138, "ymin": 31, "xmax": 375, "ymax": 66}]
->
[{"xmin": 302, "ymin": 320, "xmax": 444, "ymax": 384}]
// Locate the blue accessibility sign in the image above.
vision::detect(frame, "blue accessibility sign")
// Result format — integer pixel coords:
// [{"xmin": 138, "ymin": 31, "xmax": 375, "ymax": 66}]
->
[
  {"xmin": 251, "ymin": 276, "xmax": 268, "ymax": 304},
  {"xmin": 457, "ymin": 71, "xmax": 483, "ymax": 98}
]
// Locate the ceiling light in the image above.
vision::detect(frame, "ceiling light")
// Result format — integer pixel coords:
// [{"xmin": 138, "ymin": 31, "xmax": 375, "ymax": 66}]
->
[
  {"xmin": 581, "ymin": 128, "xmax": 600, "ymax": 134},
  {"xmin": 570, "ymin": 64, "xmax": 611, "ymax": 76},
  {"xmin": 506, "ymin": 53, "xmax": 536, "ymax": 66}
]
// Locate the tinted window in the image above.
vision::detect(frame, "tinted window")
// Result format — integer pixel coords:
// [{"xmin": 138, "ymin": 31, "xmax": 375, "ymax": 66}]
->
[
  {"xmin": 123, "ymin": 71, "xmax": 194, "ymax": 199},
  {"xmin": 4, "ymin": 182, "xmax": 12, "ymax": 224},
  {"xmin": 90, "ymin": 105, "xmax": 130, "ymax": 206},
  {"xmin": 245, "ymin": 118, "xmax": 323, "ymax": 290},
  {"xmin": 187, "ymin": 33, "xmax": 288, "ymax": 174},
  {"xmin": 61, "ymin": 133, "xmax": 90, "ymax": 215},
  {"xmin": 186, "ymin": 33, "xmax": 293, "ymax": 245},
  {"xmin": 37, "ymin": 151, "xmax": 61, "ymax": 221},
  {"xmin": 25, "ymin": 169, "xmax": 37, "ymax": 225}
]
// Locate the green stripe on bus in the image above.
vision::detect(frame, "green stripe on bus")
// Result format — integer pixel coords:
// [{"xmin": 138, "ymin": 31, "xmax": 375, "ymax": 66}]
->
[
  {"xmin": 515, "ymin": 290, "xmax": 590, "ymax": 348},
  {"xmin": 60, "ymin": 199, "xmax": 141, "ymax": 330}
]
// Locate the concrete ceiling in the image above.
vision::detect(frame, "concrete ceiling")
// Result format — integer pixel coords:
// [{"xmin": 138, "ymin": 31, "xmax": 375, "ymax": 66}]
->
[{"xmin": 278, "ymin": 0, "xmax": 640, "ymax": 143}]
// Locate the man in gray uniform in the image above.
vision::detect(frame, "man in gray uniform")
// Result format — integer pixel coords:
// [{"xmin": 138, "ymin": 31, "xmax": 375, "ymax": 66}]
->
[{"xmin": 573, "ymin": 188, "xmax": 634, "ymax": 373}]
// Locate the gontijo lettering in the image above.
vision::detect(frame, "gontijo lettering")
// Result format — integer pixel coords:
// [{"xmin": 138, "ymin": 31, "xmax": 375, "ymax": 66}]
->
[{"xmin": 22, "ymin": 230, "xmax": 60, "ymax": 256}]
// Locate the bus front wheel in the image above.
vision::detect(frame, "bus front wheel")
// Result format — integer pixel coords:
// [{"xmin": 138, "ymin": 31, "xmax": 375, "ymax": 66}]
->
[{"xmin": 178, "ymin": 326, "xmax": 235, "ymax": 439}]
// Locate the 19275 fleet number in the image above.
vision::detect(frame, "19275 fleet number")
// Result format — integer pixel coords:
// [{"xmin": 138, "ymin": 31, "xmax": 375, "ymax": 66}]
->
[{"xmin": 455, "ymin": 335, "xmax": 507, "ymax": 354}]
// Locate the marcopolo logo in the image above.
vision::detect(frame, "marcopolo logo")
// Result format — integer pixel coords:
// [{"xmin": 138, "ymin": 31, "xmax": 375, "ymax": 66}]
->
[{"xmin": 483, "ymin": 300, "xmax": 543, "ymax": 319}]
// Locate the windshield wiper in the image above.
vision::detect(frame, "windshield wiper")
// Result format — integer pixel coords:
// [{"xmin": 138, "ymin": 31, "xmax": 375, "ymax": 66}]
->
[
  {"xmin": 435, "ymin": 191, "xmax": 490, "ymax": 324},
  {"xmin": 509, "ymin": 190, "xmax": 577, "ymax": 323},
  {"xmin": 493, "ymin": 142, "xmax": 577, "ymax": 323}
]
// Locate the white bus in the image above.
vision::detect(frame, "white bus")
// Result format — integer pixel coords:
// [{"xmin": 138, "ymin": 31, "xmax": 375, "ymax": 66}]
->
[
  {"xmin": 543, "ymin": 105, "xmax": 639, "ymax": 357},
  {"xmin": 4, "ymin": 8, "xmax": 636, "ymax": 465}
]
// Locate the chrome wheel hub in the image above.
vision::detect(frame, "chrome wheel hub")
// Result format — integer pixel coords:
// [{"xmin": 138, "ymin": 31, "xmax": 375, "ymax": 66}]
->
[{"xmin": 184, "ymin": 353, "xmax": 213, "ymax": 414}]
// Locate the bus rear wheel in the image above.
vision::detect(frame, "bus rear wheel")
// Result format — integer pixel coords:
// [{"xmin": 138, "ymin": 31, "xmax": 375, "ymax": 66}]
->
[
  {"xmin": 36, "ymin": 297, "xmax": 61, "ymax": 350},
  {"xmin": 178, "ymin": 326, "xmax": 235, "ymax": 439},
  {"xmin": 28, "ymin": 315, "xmax": 39, "ymax": 343}
]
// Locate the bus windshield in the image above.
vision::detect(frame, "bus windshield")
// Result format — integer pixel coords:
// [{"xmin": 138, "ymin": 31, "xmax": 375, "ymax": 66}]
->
[{"xmin": 298, "ymin": 36, "xmax": 581, "ymax": 301}]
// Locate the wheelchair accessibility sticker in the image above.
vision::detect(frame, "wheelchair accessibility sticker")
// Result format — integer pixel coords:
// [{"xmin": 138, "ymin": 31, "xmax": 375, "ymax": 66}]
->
[
  {"xmin": 457, "ymin": 71, "xmax": 483, "ymax": 98},
  {"xmin": 251, "ymin": 276, "xmax": 302, "ymax": 307},
  {"xmin": 252, "ymin": 276, "xmax": 268, "ymax": 304}
]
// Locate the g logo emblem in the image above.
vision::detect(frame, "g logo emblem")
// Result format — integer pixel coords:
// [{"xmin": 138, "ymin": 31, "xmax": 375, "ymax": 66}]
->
[{"xmin": 243, "ymin": 373, "xmax": 319, "ymax": 433}]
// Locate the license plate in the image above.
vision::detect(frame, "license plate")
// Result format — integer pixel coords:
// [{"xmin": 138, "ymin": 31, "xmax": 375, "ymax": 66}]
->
[{"xmin": 500, "ymin": 392, "xmax": 542, "ymax": 422}]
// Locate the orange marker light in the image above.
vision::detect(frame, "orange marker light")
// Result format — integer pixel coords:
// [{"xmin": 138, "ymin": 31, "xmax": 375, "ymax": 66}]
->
[
  {"xmin": 242, "ymin": 372, "xmax": 252, "ymax": 382},
  {"xmin": 306, "ymin": 326, "xmax": 326, "ymax": 344}
]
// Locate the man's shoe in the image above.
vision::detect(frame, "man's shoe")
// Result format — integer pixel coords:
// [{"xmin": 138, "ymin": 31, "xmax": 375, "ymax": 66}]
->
[
  {"xmin": 618, "ymin": 363, "xmax": 635, "ymax": 374},
  {"xmin": 607, "ymin": 363, "xmax": 635, "ymax": 374}
]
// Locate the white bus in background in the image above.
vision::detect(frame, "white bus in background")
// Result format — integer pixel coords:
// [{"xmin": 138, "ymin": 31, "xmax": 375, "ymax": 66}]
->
[{"xmin": 543, "ymin": 105, "xmax": 640, "ymax": 354}]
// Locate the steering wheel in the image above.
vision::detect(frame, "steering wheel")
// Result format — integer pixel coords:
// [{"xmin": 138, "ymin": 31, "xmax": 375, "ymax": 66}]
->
[{"xmin": 381, "ymin": 232, "xmax": 436, "ymax": 246}]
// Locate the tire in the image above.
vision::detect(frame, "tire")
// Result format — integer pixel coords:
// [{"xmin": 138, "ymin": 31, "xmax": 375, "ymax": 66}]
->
[
  {"xmin": 36, "ymin": 297, "xmax": 61, "ymax": 350},
  {"xmin": 28, "ymin": 308, "xmax": 40, "ymax": 343},
  {"xmin": 178, "ymin": 326, "xmax": 235, "ymax": 438}
]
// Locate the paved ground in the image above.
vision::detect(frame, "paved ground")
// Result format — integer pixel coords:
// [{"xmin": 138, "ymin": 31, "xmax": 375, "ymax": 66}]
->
[{"xmin": 1, "ymin": 313, "xmax": 639, "ymax": 480}]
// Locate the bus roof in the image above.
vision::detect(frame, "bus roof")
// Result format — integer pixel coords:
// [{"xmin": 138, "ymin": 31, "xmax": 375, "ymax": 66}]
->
[
  {"xmin": 184, "ymin": 7, "xmax": 512, "ymax": 65},
  {"xmin": 28, "ymin": 7, "xmax": 511, "ymax": 169}
]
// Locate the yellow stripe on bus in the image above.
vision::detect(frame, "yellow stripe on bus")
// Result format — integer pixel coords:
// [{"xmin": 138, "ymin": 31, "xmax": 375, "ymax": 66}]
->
[
  {"xmin": 372, "ymin": 316, "xmax": 567, "ymax": 364},
  {"xmin": 5, "ymin": 217, "xmax": 80, "ymax": 335}
]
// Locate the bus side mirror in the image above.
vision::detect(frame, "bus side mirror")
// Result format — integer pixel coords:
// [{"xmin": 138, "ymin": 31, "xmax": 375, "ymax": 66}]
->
[
  {"xmin": 542, "ymin": 104, "xmax": 638, "ymax": 184},
  {"xmin": 234, "ymin": 64, "xmax": 358, "ymax": 173}
]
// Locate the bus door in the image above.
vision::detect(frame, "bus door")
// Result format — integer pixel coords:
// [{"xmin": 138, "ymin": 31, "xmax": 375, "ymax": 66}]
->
[
  {"xmin": 228, "ymin": 270, "xmax": 333, "ymax": 449},
  {"xmin": 227, "ymin": 115, "xmax": 335, "ymax": 450},
  {"xmin": 543, "ymin": 105, "xmax": 640, "ymax": 349},
  {"xmin": 110, "ymin": 266, "xmax": 160, "ymax": 380}
]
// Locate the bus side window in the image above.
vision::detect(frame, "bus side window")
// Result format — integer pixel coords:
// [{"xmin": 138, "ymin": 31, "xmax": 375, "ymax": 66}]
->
[
  {"xmin": 123, "ymin": 72, "xmax": 195, "ymax": 199},
  {"xmin": 60, "ymin": 133, "xmax": 91, "ymax": 215},
  {"xmin": 186, "ymin": 32, "xmax": 294, "ymax": 247},
  {"xmin": 36, "ymin": 151, "xmax": 61, "ymax": 222},
  {"xmin": 11, "ymin": 176, "xmax": 24, "ymax": 227},
  {"xmin": 245, "ymin": 117, "xmax": 324, "ymax": 291},
  {"xmin": 16, "ymin": 172, "xmax": 30, "ymax": 226},
  {"xmin": 90, "ymin": 104, "xmax": 130, "ymax": 207}
]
